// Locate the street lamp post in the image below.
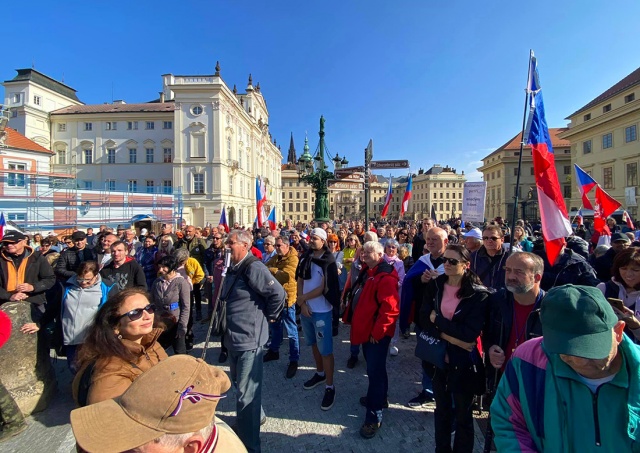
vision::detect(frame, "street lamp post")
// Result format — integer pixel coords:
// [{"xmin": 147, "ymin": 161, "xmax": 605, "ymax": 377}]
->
[{"xmin": 297, "ymin": 116, "xmax": 347, "ymax": 223}]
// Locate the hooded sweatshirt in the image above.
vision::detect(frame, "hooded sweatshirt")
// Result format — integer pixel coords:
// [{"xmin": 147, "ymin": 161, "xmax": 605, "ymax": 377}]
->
[{"xmin": 61, "ymin": 275, "xmax": 114, "ymax": 345}]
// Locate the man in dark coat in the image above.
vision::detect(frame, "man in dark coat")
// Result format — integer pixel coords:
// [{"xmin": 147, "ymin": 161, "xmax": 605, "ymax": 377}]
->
[{"xmin": 55, "ymin": 231, "xmax": 98, "ymax": 281}]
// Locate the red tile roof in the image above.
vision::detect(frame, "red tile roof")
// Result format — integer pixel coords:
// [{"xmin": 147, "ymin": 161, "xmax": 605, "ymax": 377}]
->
[
  {"xmin": 484, "ymin": 128, "xmax": 570, "ymax": 160},
  {"xmin": 566, "ymin": 66, "xmax": 640, "ymax": 119},
  {"xmin": 51, "ymin": 102, "xmax": 175, "ymax": 115},
  {"xmin": 3, "ymin": 127, "xmax": 53, "ymax": 154}
]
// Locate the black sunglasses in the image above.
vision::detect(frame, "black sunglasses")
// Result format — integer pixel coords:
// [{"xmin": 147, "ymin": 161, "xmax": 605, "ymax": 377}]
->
[
  {"xmin": 117, "ymin": 304, "xmax": 155, "ymax": 322},
  {"xmin": 483, "ymin": 236, "xmax": 501, "ymax": 241},
  {"xmin": 443, "ymin": 257, "xmax": 462, "ymax": 266}
]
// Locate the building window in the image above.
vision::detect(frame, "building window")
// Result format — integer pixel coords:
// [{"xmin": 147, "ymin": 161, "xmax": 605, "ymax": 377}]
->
[
  {"xmin": 7, "ymin": 163, "xmax": 26, "ymax": 187},
  {"xmin": 106, "ymin": 121, "xmax": 117, "ymax": 130},
  {"xmin": 439, "ymin": 192, "xmax": 443, "ymax": 199},
  {"xmin": 129, "ymin": 149, "xmax": 137, "ymax": 164},
  {"xmin": 146, "ymin": 148, "xmax": 154, "ymax": 163},
  {"xmin": 58, "ymin": 123, "xmax": 66, "ymax": 132},
  {"xmin": 192, "ymin": 105, "xmax": 203, "ymax": 116},
  {"xmin": 84, "ymin": 149, "xmax": 93, "ymax": 164},
  {"xmin": 296, "ymin": 203, "xmax": 300, "ymax": 212},
  {"xmin": 127, "ymin": 121, "xmax": 138, "ymax": 130},
  {"xmin": 530, "ymin": 167, "xmax": 534, "ymax": 175},
  {"xmin": 627, "ymin": 163, "xmax": 638, "ymax": 187},
  {"xmin": 439, "ymin": 203, "xmax": 443, "ymax": 211},
  {"xmin": 145, "ymin": 121, "xmax": 154, "ymax": 130},
  {"xmin": 289, "ymin": 203, "xmax": 293, "ymax": 212},
  {"xmin": 163, "ymin": 180, "xmax": 172, "ymax": 194},
  {"xmin": 496, "ymin": 171, "xmax": 500, "ymax": 178},
  {"xmin": 11, "ymin": 110, "xmax": 17, "ymax": 118},
  {"xmin": 57, "ymin": 150, "xmax": 66, "ymax": 164},
  {"xmin": 303, "ymin": 192, "xmax": 308, "ymax": 198},
  {"xmin": 563, "ymin": 185, "xmax": 571, "ymax": 198},
  {"xmin": 146, "ymin": 180, "xmax": 154, "ymax": 193},
  {"xmin": 563, "ymin": 165, "xmax": 571, "ymax": 175},
  {"xmin": 603, "ymin": 104, "xmax": 612, "ymax": 113},
  {"xmin": 625, "ymin": 93, "xmax": 635, "ymax": 103},
  {"xmin": 227, "ymin": 137, "xmax": 232, "ymax": 160},
  {"xmin": 12, "ymin": 93, "xmax": 21, "ymax": 104},
  {"xmin": 514, "ymin": 168, "xmax": 519, "ymax": 176},
  {"xmin": 626, "ymin": 125, "xmax": 637, "ymax": 143},
  {"xmin": 583, "ymin": 140, "xmax": 592, "ymax": 154},
  {"xmin": 193, "ymin": 174, "xmax": 204, "ymax": 194},
  {"xmin": 84, "ymin": 181, "xmax": 93, "ymax": 190},
  {"xmin": 602, "ymin": 133, "xmax": 613, "ymax": 149},
  {"xmin": 163, "ymin": 148, "xmax": 172, "ymax": 163},
  {"xmin": 33, "ymin": 95, "xmax": 41, "ymax": 106},
  {"xmin": 603, "ymin": 167, "xmax": 613, "ymax": 189},
  {"xmin": 128, "ymin": 180, "xmax": 138, "ymax": 192},
  {"xmin": 303, "ymin": 203, "xmax": 308, "ymax": 211},
  {"xmin": 296, "ymin": 192, "xmax": 300, "ymax": 199},
  {"xmin": 84, "ymin": 123, "xmax": 92, "ymax": 131},
  {"xmin": 8, "ymin": 213, "xmax": 26, "ymax": 222},
  {"xmin": 583, "ymin": 113, "xmax": 591, "ymax": 121},
  {"xmin": 106, "ymin": 180, "xmax": 116, "ymax": 191},
  {"xmin": 107, "ymin": 149, "xmax": 116, "ymax": 164},
  {"xmin": 163, "ymin": 121, "xmax": 172, "ymax": 129}
]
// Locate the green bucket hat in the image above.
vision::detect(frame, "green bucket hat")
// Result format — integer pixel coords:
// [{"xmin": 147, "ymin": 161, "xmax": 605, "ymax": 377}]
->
[{"xmin": 540, "ymin": 285, "xmax": 618, "ymax": 359}]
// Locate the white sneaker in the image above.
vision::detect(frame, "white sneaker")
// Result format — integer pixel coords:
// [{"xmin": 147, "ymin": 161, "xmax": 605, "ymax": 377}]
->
[{"xmin": 389, "ymin": 346, "xmax": 399, "ymax": 356}]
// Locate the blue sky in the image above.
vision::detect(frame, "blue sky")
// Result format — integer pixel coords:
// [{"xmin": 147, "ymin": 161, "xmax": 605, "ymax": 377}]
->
[{"xmin": 3, "ymin": 1, "xmax": 640, "ymax": 181}]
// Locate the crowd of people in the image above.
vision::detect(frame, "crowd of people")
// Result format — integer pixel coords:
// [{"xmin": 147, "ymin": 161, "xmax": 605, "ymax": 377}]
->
[{"xmin": 1, "ymin": 214, "xmax": 640, "ymax": 452}]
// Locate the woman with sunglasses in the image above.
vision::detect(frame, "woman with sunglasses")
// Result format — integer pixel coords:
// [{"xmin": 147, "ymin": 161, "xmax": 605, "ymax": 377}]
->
[
  {"xmin": 342, "ymin": 234, "xmax": 361, "ymax": 275},
  {"xmin": 420, "ymin": 244, "xmax": 489, "ymax": 453},
  {"xmin": 72, "ymin": 287, "xmax": 167, "ymax": 405},
  {"xmin": 21, "ymin": 261, "xmax": 118, "ymax": 373},
  {"xmin": 327, "ymin": 234, "xmax": 347, "ymax": 292},
  {"xmin": 151, "ymin": 255, "xmax": 191, "ymax": 355},
  {"xmin": 396, "ymin": 229, "xmax": 413, "ymax": 257},
  {"xmin": 383, "ymin": 239, "xmax": 405, "ymax": 356}
]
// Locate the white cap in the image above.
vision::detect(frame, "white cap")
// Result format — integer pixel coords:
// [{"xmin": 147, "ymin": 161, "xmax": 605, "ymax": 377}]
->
[
  {"xmin": 462, "ymin": 228, "xmax": 482, "ymax": 240},
  {"xmin": 310, "ymin": 228, "xmax": 327, "ymax": 242}
]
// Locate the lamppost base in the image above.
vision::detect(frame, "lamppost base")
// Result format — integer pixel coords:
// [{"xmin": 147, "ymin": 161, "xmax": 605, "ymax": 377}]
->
[{"xmin": 314, "ymin": 216, "xmax": 331, "ymax": 223}]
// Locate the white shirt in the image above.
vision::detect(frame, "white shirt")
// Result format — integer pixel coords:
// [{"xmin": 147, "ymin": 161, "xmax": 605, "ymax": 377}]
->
[{"xmin": 303, "ymin": 262, "xmax": 332, "ymax": 313}]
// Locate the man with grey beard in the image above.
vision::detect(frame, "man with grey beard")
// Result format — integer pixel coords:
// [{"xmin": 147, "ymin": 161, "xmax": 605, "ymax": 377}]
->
[{"xmin": 484, "ymin": 252, "xmax": 547, "ymax": 372}]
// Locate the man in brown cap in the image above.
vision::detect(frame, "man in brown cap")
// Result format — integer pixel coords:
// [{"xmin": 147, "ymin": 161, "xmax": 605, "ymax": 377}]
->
[{"xmin": 70, "ymin": 355, "xmax": 246, "ymax": 453}]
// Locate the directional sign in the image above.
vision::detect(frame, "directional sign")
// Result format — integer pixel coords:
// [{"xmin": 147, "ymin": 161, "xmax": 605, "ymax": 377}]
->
[
  {"xmin": 335, "ymin": 166, "xmax": 365, "ymax": 174},
  {"xmin": 335, "ymin": 172, "xmax": 364, "ymax": 182},
  {"xmin": 328, "ymin": 180, "xmax": 365, "ymax": 191},
  {"xmin": 369, "ymin": 159, "xmax": 410, "ymax": 169}
]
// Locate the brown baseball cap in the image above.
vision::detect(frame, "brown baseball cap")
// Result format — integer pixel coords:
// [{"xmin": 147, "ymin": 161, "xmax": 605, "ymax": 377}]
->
[{"xmin": 70, "ymin": 356, "xmax": 238, "ymax": 453}]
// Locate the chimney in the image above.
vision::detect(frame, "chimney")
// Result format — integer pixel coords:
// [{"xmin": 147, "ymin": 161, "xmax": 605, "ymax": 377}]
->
[{"xmin": 159, "ymin": 92, "xmax": 165, "ymax": 103}]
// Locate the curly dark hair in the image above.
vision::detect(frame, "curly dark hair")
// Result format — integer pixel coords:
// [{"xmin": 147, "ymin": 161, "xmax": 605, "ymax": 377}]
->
[{"xmin": 76, "ymin": 287, "xmax": 152, "ymax": 367}]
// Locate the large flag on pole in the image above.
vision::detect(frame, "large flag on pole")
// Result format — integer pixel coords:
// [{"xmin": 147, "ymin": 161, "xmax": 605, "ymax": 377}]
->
[
  {"xmin": 380, "ymin": 176, "xmax": 393, "ymax": 218},
  {"xmin": 256, "ymin": 176, "xmax": 267, "ymax": 226},
  {"xmin": 0, "ymin": 213, "xmax": 5, "ymax": 240},
  {"xmin": 401, "ymin": 175, "xmax": 413, "ymax": 216},
  {"xmin": 219, "ymin": 205, "xmax": 229, "ymax": 233},
  {"xmin": 574, "ymin": 164, "xmax": 597, "ymax": 210},
  {"xmin": 526, "ymin": 51, "xmax": 572, "ymax": 265},
  {"xmin": 431, "ymin": 204, "xmax": 437, "ymax": 222}
]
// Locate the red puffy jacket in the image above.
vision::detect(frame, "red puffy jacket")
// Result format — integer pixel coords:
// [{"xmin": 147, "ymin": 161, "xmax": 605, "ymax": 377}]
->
[
  {"xmin": 350, "ymin": 261, "xmax": 400, "ymax": 345},
  {"xmin": 0, "ymin": 310, "xmax": 11, "ymax": 349}
]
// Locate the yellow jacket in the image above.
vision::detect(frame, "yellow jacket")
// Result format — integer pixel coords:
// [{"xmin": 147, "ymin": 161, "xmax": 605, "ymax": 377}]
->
[{"xmin": 184, "ymin": 257, "xmax": 205, "ymax": 284}]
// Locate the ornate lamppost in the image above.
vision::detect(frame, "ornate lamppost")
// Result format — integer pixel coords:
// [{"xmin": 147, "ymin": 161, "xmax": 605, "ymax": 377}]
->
[{"xmin": 297, "ymin": 116, "xmax": 347, "ymax": 222}]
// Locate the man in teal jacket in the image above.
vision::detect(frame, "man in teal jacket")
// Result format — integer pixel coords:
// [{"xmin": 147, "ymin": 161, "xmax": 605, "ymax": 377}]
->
[{"xmin": 491, "ymin": 284, "xmax": 640, "ymax": 452}]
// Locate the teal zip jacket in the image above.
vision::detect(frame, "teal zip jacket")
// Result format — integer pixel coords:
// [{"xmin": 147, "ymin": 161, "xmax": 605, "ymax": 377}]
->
[{"xmin": 491, "ymin": 335, "xmax": 640, "ymax": 452}]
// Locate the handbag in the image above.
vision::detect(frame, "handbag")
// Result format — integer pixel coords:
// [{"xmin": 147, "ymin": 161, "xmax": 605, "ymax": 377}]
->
[{"xmin": 415, "ymin": 330, "xmax": 447, "ymax": 369}]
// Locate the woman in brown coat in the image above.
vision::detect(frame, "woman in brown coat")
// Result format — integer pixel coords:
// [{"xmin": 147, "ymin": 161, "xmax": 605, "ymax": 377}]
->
[{"xmin": 72, "ymin": 287, "xmax": 168, "ymax": 405}]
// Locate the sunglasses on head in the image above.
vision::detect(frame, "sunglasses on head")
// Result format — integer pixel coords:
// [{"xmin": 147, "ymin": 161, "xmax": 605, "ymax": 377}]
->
[
  {"xmin": 117, "ymin": 304, "xmax": 155, "ymax": 322},
  {"xmin": 443, "ymin": 257, "xmax": 463, "ymax": 266}
]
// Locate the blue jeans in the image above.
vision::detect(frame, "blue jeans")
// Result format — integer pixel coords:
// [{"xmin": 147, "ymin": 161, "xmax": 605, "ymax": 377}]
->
[
  {"xmin": 268, "ymin": 305, "xmax": 300, "ymax": 362},
  {"xmin": 300, "ymin": 310, "xmax": 333, "ymax": 355},
  {"xmin": 362, "ymin": 336, "xmax": 391, "ymax": 424},
  {"xmin": 229, "ymin": 348, "xmax": 266, "ymax": 453}
]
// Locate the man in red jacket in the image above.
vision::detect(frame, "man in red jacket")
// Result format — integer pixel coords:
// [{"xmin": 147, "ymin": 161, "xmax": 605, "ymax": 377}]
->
[
  {"xmin": 0, "ymin": 310, "xmax": 27, "ymax": 442},
  {"xmin": 351, "ymin": 241, "xmax": 399, "ymax": 439}
]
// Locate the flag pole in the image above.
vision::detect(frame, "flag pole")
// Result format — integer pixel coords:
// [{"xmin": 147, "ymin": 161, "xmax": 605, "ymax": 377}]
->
[
  {"xmin": 569, "ymin": 205, "xmax": 584, "ymax": 225},
  {"xmin": 509, "ymin": 50, "xmax": 534, "ymax": 250}
]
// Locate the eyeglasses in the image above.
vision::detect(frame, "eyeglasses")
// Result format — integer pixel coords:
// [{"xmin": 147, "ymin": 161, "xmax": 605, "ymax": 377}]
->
[
  {"xmin": 117, "ymin": 304, "xmax": 155, "ymax": 322},
  {"xmin": 482, "ymin": 236, "xmax": 501, "ymax": 241},
  {"xmin": 212, "ymin": 237, "xmax": 222, "ymax": 240},
  {"xmin": 77, "ymin": 276, "xmax": 96, "ymax": 283},
  {"xmin": 443, "ymin": 257, "xmax": 462, "ymax": 266}
]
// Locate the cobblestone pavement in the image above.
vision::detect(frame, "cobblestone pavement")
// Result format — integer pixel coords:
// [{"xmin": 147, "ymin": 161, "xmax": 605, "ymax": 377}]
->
[{"xmin": 3, "ymin": 317, "xmax": 488, "ymax": 452}]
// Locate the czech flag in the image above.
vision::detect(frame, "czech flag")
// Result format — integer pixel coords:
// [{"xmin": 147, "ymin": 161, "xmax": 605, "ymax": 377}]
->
[
  {"xmin": 381, "ymin": 176, "xmax": 393, "ymax": 218},
  {"xmin": 219, "ymin": 205, "xmax": 229, "ymax": 233},
  {"xmin": 401, "ymin": 175, "xmax": 413, "ymax": 216},
  {"xmin": 526, "ymin": 51, "xmax": 572, "ymax": 265},
  {"xmin": 0, "ymin": 213, "xmax": 5, "ymax": 240},
  {"xmin": 574, "ymin": 164, "xmax": 597, "ymax": 210},
  {"xmin": 256, "ymin": 176, "xmax": 267, "ymax": 226},
  {"xmin": 267, "ymin": 207, "xmax": 277, "ymax": 230},
  {"xmin": 575, "ymin": 209, "xmax": 583, "ymax": 227},
  {"xmin": 593, "ymin": 185, "xmax": 621, "ymax": 235},
  {"xmin": 623, "ymin": 210, "xmax": 635, "ymax": 230}
]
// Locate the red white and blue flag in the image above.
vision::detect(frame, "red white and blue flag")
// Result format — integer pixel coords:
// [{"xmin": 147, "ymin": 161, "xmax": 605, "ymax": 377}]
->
[
  {"xmin": 575, "ymin": 209, "xmax": 583, "ymax": 227},
  {"xmin": 574, "ymin": 164, "xmax": 597, "ymax": 210},
  {"xmin": 381, "ymin": 176, "xmax": 393, "ymax": 218},
  {"xmin": 0, "ymin": 213, "xmax": 5, "ymax": 240},
  {"xmin": 256, "ymin": 176, "xmax": 267, "ymax": 226},
  {"xmin": 623, "ymin": 210, "xmax": 635, "ymax": 230},
  {"xmin": 267, "ymin": 207, "xmax": 277, "ymax": 230},
  {"xmin": 219, "ymin": 205, "xmax": 229, "ymax": 233},
  {"xmin": 401, "ymin": 175, "xmax": 413, "ymax": 216},
  {"xmin": 526, "ymin": 51, "xmax": 572, "ymax": 265}
]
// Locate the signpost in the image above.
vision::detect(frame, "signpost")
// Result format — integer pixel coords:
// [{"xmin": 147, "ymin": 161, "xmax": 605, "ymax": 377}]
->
[
  {"xmin": 335, "ymin": 166, "xmax": 365, "ymax": 174},
  {"xmin": 334, "ymin": 172, "xmax": 364, "ymax": 182},
  {"xmin": 327, "ymin": 180, "xmax": 365, "ymax": 191},
  {"xmin": 370, "ymin": 159, "xmax": 410, "ymax": 170}
]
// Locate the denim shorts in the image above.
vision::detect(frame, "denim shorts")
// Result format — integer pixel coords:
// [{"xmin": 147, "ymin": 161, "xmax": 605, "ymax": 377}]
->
[{"xmin": 300, "ymin": 310, "xmax": 333, "ymax": 356}]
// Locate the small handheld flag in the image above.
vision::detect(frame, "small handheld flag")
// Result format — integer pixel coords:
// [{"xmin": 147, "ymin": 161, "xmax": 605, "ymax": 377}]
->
[
  {"xmin": 267, "ymin": 207, "xmax": 277, "ymax": 230},
  {"xmin": 401, "ymin": 175, "xmax": 413, "ymax": 216},
  {"xmin": 623, "ymin": 210, "xmax": 635, "ymax": 230},
  {"xmin": 0, "ymin": 213, "xmax": 5, "ymax": 240},
  {"xmin": 575, "ymin": 209, "xmax": 583, "ymax": 227},
  {"xmin": 219, "ymin": 205, "xmax": 229, "ymax": 233}
]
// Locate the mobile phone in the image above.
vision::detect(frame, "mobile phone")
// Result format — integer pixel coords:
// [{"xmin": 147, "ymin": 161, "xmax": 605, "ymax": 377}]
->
[{"xmin": 607, "ymin": 298, "xmax": 626, "ymax": 313}]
